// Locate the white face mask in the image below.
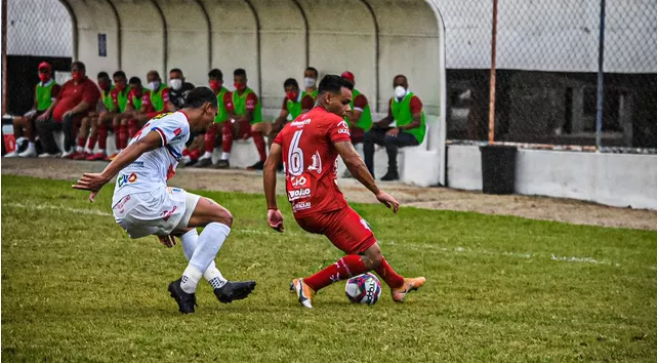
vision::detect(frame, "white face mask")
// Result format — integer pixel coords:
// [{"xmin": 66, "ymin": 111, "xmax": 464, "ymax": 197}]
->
[
  {"xmin": 394, "ymin": 86, "xmax": 407, "ymax": 99},
  {"xmin": 148, "ymin": 81, "xmax": 160, "ymax": 91},
  {"xmin": 169, "ymin": 79, "xmax": 182, "ymax": 90},
  {"xmin": 303, "ymin": 77, "xmax": 316, "ymax": 89}
]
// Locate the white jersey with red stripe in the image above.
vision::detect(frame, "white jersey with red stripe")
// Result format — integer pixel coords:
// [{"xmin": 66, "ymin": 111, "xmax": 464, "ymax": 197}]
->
[{"xmin": 112, "ymin": 111, "xmax": 190, "ymax": 206}]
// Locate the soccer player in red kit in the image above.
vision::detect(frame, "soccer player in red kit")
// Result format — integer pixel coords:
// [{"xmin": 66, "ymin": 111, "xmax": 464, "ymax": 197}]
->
[{"xmin": 263, "ymin": 75, "xmax": 425, "ymax": 309}]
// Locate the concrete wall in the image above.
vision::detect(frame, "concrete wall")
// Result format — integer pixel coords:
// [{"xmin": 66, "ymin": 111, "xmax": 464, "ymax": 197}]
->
[{"xmin": 447, "ymin": 145, "xmax": 657, "ymax": 210}]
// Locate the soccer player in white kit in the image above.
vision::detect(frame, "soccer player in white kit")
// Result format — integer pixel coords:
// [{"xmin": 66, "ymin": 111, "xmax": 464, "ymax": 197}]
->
[{"xmin": 73, "ymin": 87, "xmax": 256, "ymax": 313}]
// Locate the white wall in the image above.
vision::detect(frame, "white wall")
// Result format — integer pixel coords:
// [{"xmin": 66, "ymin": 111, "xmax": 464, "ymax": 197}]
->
[
  {"xmin": 156, "ymin": 0, "xmax": 209, "ymax": 86},
  {"xmin": 447, "ymin": 145, "xmax": 657, "ymax": 210},
  {"xmin": 68, "ymin": 0, "xmax": 119, "ymax": 78}
]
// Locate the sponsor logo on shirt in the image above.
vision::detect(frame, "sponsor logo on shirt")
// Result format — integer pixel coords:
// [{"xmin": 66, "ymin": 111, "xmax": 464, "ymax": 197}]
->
[
  {"xmin": 292, "ymin": 201, "xmax": 312, "ymax": 212},
  {"xmin": 129, "ymin": 161, "xmax": 144, "ymax": 168},
  {"xmin": 174, "ymin": 127, "xmax": 182, "ymax": 136},
  {"xmin": 308, "ymin": 151, "xmax": 322, "ymax": 174},
  {"xmin": 117, "ymin": 172, "xmax": 138, "ymax": 188},
  {"xmin": 338, "ymin": 128, "xmax": 350, "ymax": 134},
  {"xmin": 288, "ymin": 188, "xmax": 311, "ymax": 201},
  {"xmin": 337, "ymin": 120, "xmax": 349, "ymax": 129},
  {"xmin": 290, "ymin": 119, "xmax": 311, "ymax": 127},
  {"xmin": 290, "ymin": 176, "xmax": 308, "ymax": 187}
]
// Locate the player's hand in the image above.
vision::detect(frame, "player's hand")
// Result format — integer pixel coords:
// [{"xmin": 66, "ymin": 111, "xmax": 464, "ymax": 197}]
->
[
  {"xmin": 36, "ymin": 111, "xmax": 50, "ymax": 122},
  {"xmin": 386, "ymin": 127, "xmax": 400, "ymax": 137},
  {"xmin": 267, "ymin": 209, "xmax": 285, "ymax": 232},
  {"xmin": 375, "ymin": 190, "xmax": 400, "ymax": 214},
  {"xmin": 157, "ymin": 234, "xmax": 176, "ymax": 248},
  {"xmin": 72, "ymin": 173, "xmax": 110, "ymax": 202}
]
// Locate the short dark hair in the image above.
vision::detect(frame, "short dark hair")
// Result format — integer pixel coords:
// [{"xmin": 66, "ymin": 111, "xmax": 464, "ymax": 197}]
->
[
  {"xmin": 283, "ymin": 78, "xmax": 298, "ymax": 89},
  {"xmin": 306, "ymin": 67, "xmax": 318, "ymax": 78},
  {"xmin": 234, "ymin": 68, "xmax": 247, "ymax": 77},
  {"xmin": 72, "ymin": 61, "xmax": 86, "ymax": 72},
  {"xmin": 318, "ymin": 75, "xmax": 353, "ymax": 96},
  {"xmin": 129, "ymin": 76, "xmax": 141, "ymax": 85},
  {"xmin": 169, "ymin": 68, "xmax": 183, "ymax": 75},
  {"xmin": 185, "ymin": 86, "xmax": 218, "ymax": 108},
  {"xmin": 97, "ymin": 72, "xmax": 109, "ymax": 79},
  {"xmin": 208, "ymin": 68, "xmax": 223, "ymax": 80},
  {"xmin": 113, "ymin": 70, "xmax": 126, "ymax": 79}
]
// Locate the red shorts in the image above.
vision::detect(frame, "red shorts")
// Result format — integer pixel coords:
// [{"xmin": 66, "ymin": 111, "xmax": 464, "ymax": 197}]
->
[{"xmin": 295, "ymin": 207, "xmax": 376, "ymax": 255}]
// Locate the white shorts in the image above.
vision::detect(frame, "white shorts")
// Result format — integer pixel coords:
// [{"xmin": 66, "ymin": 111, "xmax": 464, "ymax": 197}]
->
[{"xmin": 112, "ymin": 187, "xmax": 201, "ymax": 239}]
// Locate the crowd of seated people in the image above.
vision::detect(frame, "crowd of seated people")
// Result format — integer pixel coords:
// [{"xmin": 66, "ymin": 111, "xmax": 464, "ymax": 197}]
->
[{"xmin": 5, "ymin": 61, "xmax": 426, "ymax": 180}]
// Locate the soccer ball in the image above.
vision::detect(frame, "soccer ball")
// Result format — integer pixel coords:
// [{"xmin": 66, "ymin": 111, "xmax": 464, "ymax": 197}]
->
[{"xmin": 345, "ymin": 273, "xmax": 382, "ymax": 305}]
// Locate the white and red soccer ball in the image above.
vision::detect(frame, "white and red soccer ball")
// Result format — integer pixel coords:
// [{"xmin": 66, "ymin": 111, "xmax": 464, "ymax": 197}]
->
[{"xmin": 345, "ymin": 273, "xmax": 382, "ymax": 305}]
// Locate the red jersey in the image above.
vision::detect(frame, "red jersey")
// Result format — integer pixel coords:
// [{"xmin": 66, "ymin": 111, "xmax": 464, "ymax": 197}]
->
[
  {"xmin": 274, "ymin": 106, "xmax": 352, "ymax": 217},
  {"xmin": 52, "ymin": 77, "xmax": 101, "ymax": 122}
]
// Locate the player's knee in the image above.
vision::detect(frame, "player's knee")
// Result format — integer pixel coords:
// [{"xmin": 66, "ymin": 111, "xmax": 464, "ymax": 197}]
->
[{"xmin": 211, "ymin": 206, "xmax": 233, "ymax": 228}]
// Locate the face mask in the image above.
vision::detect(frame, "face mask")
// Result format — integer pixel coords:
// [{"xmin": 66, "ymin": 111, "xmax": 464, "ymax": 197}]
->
[
  {"xmin": 169, "ymin": 79, "xmax": 182, "ymax": 90},
  {"xmin": 234, "ymin": 82, "xmax": 246, "ymax": 92},
  {"xmin": 303, "ymin": 77, "xmax": 316, "ymax": 89},
  {"xmin": 286, "ymin": 91, "xmax": 298, "ymax": 101},
  {"xmin": 115, "ymin": 82, "xmax": 126, "ymax": 91},
  {"xmin": 98, "ymin": 82, "xmax": 111, "ymax": 91},
  {"xmin": 71, "ymin": 71, "xmax": 83, "ymax": 82},
  {"xmin": 38, "ymin": 73, "xmax": 50, "ymax": 82},
  {"xmin": 148, "ymin": 81, "xmax": 160, "ymax": 91},
  {"xmin": 209, "ymin": 80, "xmax": 221, "ymax": 91},
  {"xmin": 394, "ymin": 86, "xmax": 407, "ymax": 99}
]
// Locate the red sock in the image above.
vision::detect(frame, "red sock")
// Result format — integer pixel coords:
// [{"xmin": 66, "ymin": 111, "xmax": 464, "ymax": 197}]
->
[
  {"xmin": 222, "ymin": 122, "xmax": 234, "ymax": 153},
  {"xmin": 205, "ymin": 123, "xmax": 218, "ymax": 153},
  {"xmin": 304, "ymin": 255, "xmax": 368, "ymax": 292},
  {"xmin": 374, "ymin": 257, "xmax": 404, "ymax": 288},
  {"xmin": 113, "ymin": 124, "xmax": 121, "ymax": 150},
  {"xmin": 86, "ymin": 135, "xmax": 97, "ymax": 150},
  {"xmin": 97, "ymin": 124, "xmax": 107, "ymax": 150},
  {"xmin": 77, "ymin": 136, "xmax": 86, "ymax": 148},
  {"xmin": 128, "ymin": 119, "xmax": 139, "ymax": 139},
  {"xmin": 252, "ymin": 131, "xmax": 267, "ymax": 161},
  {"xmin": 119, "ymin": 124, "xmax": 128, "ymax": 149}
]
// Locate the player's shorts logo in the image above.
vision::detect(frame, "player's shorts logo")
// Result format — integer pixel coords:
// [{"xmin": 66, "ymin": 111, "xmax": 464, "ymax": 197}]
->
[
  {"xmin": 117, "ymin": 172, "xmax": 138, "ymax": 188},
  {"xmin": 360, "ymin": 218, "xmax": 371, "ymax": 231}
]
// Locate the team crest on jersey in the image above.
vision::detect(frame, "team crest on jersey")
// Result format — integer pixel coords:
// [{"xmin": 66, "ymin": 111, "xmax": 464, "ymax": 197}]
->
[
  {"xmin": 174, "ymin": 127, "xmax": 182, "ymax": 136},
  {"xmin": 337, "ymin": 120, "xmax": 349, "ymax": 129}
]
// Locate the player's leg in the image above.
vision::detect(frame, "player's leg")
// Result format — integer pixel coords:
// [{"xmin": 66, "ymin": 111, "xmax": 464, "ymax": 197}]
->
[
  {"xmin": 127, "ymin": 118, "xmax": 140, "ymax": 140},
  {"xmin": 363, "ymin": 128, "xmax": 389, "ymax": 177},
  {"xmin": 217, "ymin": 120, "xmax": 234, "ymax": 168},
  {"xmin": 71, "ymin": 116, "xmax": 92, "ymax": 159},
  {"xmin": 168, "ymin": 193, "xmax": 254, "ymax": 312},
  {"xmin": 119, "ymin": 118, "xmax": 129, "ymax": 151},
  {"xmin": 18, "ymin": 112, "xmax": 39, "ymax": 157},
  {"xmin": 88, "ymin": 113, "xmax": 111, "ymax": 160},
  {"xmin": 197, "ymin": 123, "xmax": 218, "ymax": 167},
  {"xmin": 247, "ymin": 121, "xmax": 267, "ymax": 170},
  {"xmin": 173, "ymin": 226, "xmax": 255, "ymax": 303},
  {"xmin": 108, "ymin": 115, "xmax": 122, "ymax": 160},
  {"xmin": 382, "ymin": 131, "xmax": 418, "ymax": 181}
]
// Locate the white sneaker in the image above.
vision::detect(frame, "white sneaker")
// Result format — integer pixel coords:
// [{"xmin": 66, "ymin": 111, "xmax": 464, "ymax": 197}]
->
[
  {"xmin": 39, "ymin": 152, "xmax": 61, "ymax": 158},
  {"xmin": 4, "ymin": 150, "xmax": 19, "ymax": 158},
  {"xmin": 61, "ymin": 149, "xmax": 74, "ymax": 158},
  {"xmin": 18, "ymin": 146, "xmax": 37, "ymax": 157}
]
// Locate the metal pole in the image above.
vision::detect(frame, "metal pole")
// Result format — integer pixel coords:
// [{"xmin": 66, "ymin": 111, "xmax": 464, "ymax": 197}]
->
[
  {"xmin": 487, "ymin": 0, "xmax": 498, "ymax": 145},
  {"xmin": 2, "ymin": 0, "xmax": 7, "ymax": 116},
  {"xmin": 595, "ymin": 0, "xmax": 606, "ymax": 150}
]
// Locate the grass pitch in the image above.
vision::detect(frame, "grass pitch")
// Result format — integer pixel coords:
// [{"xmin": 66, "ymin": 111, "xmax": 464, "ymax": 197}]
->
[{"xmin": 1, "ymin": 175, "xmax": 656, "ymax": 362}]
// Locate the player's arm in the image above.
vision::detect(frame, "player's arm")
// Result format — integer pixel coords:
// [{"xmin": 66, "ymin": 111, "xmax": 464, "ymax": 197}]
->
[
  {"xmin": 263, "ymin": 143, "xmax": 284, "ymax": 231},
  {"xmin": 72, "ymin": 131, "xmax": 163, "ymax": 201},
  {"xmin": 334, "ymin": 141, "xmax": 399, "ymax": 213},
  {"xmin": 373, "ymin": 100, "xmax": 394, "ymax": 128}
]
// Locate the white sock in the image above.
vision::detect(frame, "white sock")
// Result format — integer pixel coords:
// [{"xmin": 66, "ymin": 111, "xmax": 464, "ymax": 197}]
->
[
  {"xmin": 181, "ymin": 223, "xmax": 231, "ymax": 293},
  {"xmin": 221, "ymin": 152, "xmax": 230, "ymax": 160},
  {"xmin": 76, "ymin": 146, "xmax": 83, "ymax": 152},
  {"xmin": 179, "ymin": 229, "xmax": 227, "ymax": 289},
  {"xmin": 99, "ymin": 149, "xmax": 105, "ymax": 154},
  {"xmin": 201, "ymin": 151, "xmax": 212, "ymax": 159},
  {"xmin": 85, "ymin": 148, "xmax": 92, "ymax": 154}
]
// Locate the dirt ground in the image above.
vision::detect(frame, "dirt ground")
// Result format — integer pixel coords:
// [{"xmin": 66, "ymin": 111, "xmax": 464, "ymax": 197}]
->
[{"xmin": 2, "ymin": 158, "xmax": 656, "ymax": 230}]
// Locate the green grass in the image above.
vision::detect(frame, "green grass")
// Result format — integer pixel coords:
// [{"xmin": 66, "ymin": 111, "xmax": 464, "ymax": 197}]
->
[{"xmin": 1, "ymin": 175, "xmax": 656, "ymax": 363}]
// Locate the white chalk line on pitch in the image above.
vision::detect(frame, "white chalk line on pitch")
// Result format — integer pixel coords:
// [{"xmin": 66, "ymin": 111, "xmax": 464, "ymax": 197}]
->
[
  {"xmin": 3, "ymin": 202, "xmax": 113, "ymax": 217},
  {"xmin": 5, "ymin": 202, "xmax": 654, "ymax": 270}
]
